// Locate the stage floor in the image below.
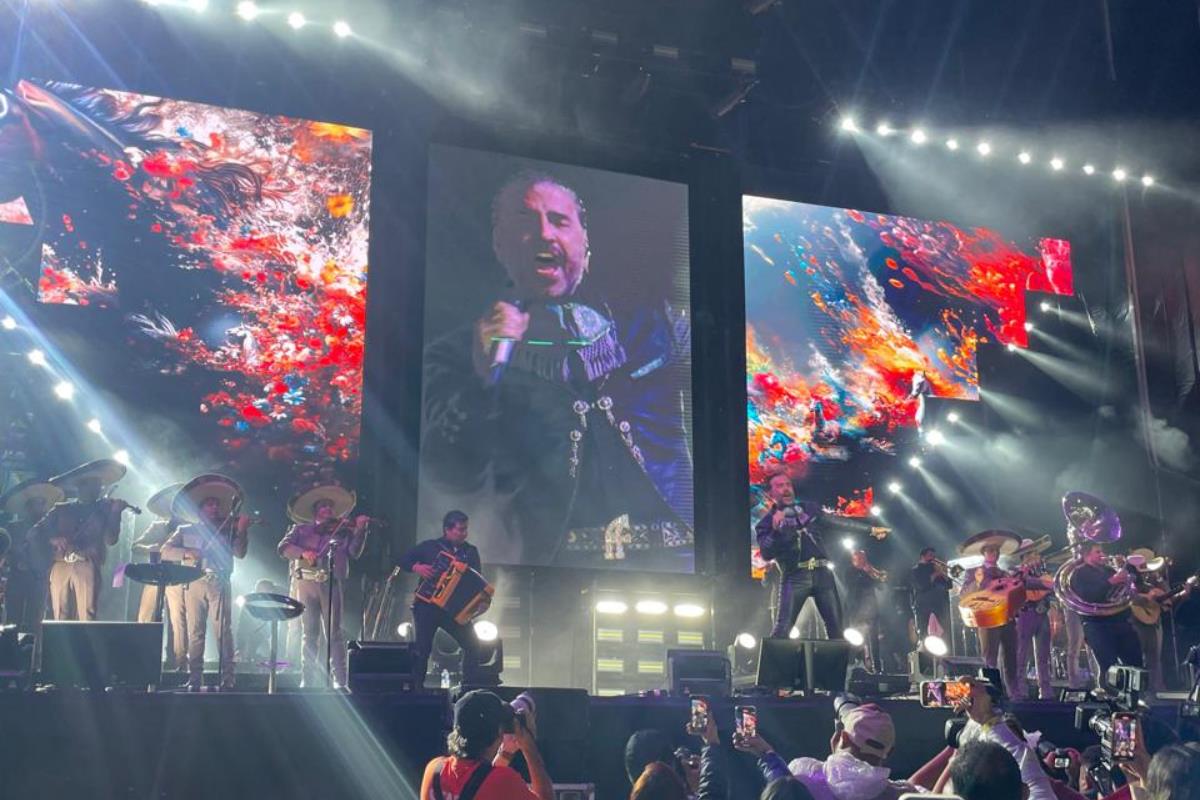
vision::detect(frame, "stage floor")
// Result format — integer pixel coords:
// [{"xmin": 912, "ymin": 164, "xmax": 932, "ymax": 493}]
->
[{"xmin": 0, "ymin": 688, "xmax": 1181, "ymax": 800}]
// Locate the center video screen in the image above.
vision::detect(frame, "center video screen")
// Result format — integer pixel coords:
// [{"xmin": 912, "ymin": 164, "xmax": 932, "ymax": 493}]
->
[
  {"xmin": 419, "ymin": 145, "xmax": 693, "ymax": 572},
  {"xmin": 743, "ymin": 196, "xmax": 1073, "ymax": 571}
]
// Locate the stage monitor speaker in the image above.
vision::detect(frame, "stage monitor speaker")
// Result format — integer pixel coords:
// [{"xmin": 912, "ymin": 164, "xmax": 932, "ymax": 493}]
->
[
  {"xmin": 755, "ymin": 638, "xmax": 804, "ymax": 691},
  {"xmin": 937, "ymin": 656, "xmax": 984, "ymax": 679},
  {"xmin": 40, "ymin": 621, "xmax": 162, "ymax": 689},
  {"xmin": 846, "ymin": 666, "xmax": 911, "ymax": 698},
  {"xmin": 667, "ymin": 649, "xmax": 731, "ymax": 697},
  {"xmin": 456, "ymin": 686, "xmax": 590, "ymax": 782},
  {"xmin": 347, "ymin": 641, "xmax": 415, "ymax": 693},
  {"xmin": 804, "ymin": 639, "xmax": 852, "ymax": 694}
]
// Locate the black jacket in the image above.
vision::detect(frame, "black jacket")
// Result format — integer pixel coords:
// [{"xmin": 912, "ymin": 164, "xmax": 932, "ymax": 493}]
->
[{"xmin": 398, "ymin": 537, "xmax": 482, "ymax": 575}]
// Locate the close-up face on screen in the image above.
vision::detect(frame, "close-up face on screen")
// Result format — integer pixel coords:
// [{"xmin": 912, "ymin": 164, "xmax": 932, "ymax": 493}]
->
[{"xmin": 419, "ymin": 145, "xmax": 693, "ymax": 572}]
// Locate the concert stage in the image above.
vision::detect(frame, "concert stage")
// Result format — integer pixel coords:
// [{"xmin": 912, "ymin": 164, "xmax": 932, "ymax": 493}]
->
[{"xmin": 0, "ymin": 689, "xmax": 1155, "ymax": 800}]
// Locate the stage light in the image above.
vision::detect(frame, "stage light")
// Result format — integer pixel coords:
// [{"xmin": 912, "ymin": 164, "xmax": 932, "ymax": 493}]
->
[
  {"xmin": 635, "ymin": 599, "xmax": 668, "ymax": 615},
  {"xmin": 1112, "ymin": 168, "xmax": 1127, "ymax": 182},
  {"xmin": 1007, "ymin": 342, "xmax": 1018, "ymax": 352},
  {"xmin": 595, "ymin": 599, "xmax": 628, "ymax": 615},
  {"xmin": 1050, "ymin": 157, "xmax": 1064, "ymax": 171},
  {"xmin": 908, "ymin": 456, "xmax": 921, "ymax": 469},
  {"xmin": 1083, "ymin": 164, "xmax": 1096, "ymax": 175},
  {"xmin": 839, "ymin": 116, "xmax": 858, "ymax": 133},
  {"xmin": 87, "ymin": 418, "xmax": 103, "ymax": 434},
  {"xmin": 843, "ymin": 628, "xmax": 865, "ymax": 647},
  {"xmin": 333, "ymin": 20, "xmax": 352, "ymax": 38},
  {"xmin": 1141, "ymin": 175, "xmax": 1154, "ymax": 187},
  {"xmin": 870, "ymin": 505, "xmax": 882, "ymax": 517},
  {"xmin": 1040, "ymin": 301, "xmax": 1052, "ymax": 312},
  {"xmin": 841, "ymin": 537, "xmax": 856, "ymax": 552},
  {"xmin": 947, "ymin": 411, "xmax": 960, "ymax": 423},
  {"xmin": 1, "ymin": 316, "xmax": 15, "ymax": 330},
  {"xmin": 473, "ymin": 620, "xmax": 499, "ymax": 642},
  {"xmin": 976, "ymin": 141, "xmax": 992, "ymax": 156},
  {"xmin": 910, "ymin": 128, "xmax": 927, "ymax": 145},
  {"xmin": 945, "ymin": 138, "xmax": 959, "ymax": 151},
  {"xmin": 53, "ymin": 381, "xmax": 75, "ymax": 400},
  {"xmin": 112, "ymin": 449, "xmax": 131, "ymax": 466},
  {"xmin": 735, "ymin": 632, "xmax": 757, "ymax": 650},
  {"xmin": 1024, "ymin": 321, "xmax": 1034, "ymax": 332},
  {"xmin": 287, "ymin": 11, "xmax": 306, "ymax": 29},
  {"xmin": 27, "ymin": 349, "xmax": 47, "ymax": 367},
  {"xmin": 673, "ymin": 603, "xmax": 706, "ymax": 618},
  {"xmin": 875, "ymin": 122, "xmax": 895, "ymax": 137},
  {"xmin": 788, "ymin": 626, "xmax": 800, "ymax": 639},
  {"xmin": 923, "ymin": 635, "xmax": 949, "ymax": 657},
  {"xmin": 396, "ymin": 622, "xmax": 413, "ymax": 640},
  {"xmin": 235, "ymin": 1, "xmax": 259, "ymax": 20},
  {"xmin": 235, "ymin": 594, "xmax": 246, "ymax": 608},
  {"xmin": 926, "ymin": 429, "xmax": 946, "ymax": 447},
  {"xmin": 887, "ymin": 481, "xmax": 901, "ymax": 494},
  {"xmin": 1018, "ymin": 151, "xmax": 1032, "ymax": 165}
]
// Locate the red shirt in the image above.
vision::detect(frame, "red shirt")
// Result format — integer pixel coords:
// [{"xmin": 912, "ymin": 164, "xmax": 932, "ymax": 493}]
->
[{"xmin": 420, "ymin": 757, "xmax": 538, "ymax": 800}]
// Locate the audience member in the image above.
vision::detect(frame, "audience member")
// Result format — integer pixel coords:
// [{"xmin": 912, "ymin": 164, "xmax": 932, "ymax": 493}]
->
[
  {"xmin": 1113, "ymin": 715, "xmax": 1182, "ymax": 800},
  {"xmin": 955, "ymin": 678, "xmax": 1055, "ymax": 800},
  {"xmin": 949, "ymin": 740, "xmax": 1026, "ymax": 800},
  {"xmin": 631, "ymin": 762, "xmax": 691, "ymax": 800},
  {"xmin": 623, "ymin": 717, "xmax": 726, "ymax": 800},
  {"xmin": 762, "ymin": 777, "xmax": 819, "ymax": 800},
  {"xmin": 419, "ymin": 690, "xmax": 553, "ymax": 800},
  {"xmin": 1146, "ymin": 743, "xmax": 1200, "ymax": 800}
]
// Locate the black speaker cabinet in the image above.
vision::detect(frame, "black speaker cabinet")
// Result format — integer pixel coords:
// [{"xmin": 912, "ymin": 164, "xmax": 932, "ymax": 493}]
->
[{"xmin": 40, "ymin": 621, "xmax": 162, "ymax": 689}]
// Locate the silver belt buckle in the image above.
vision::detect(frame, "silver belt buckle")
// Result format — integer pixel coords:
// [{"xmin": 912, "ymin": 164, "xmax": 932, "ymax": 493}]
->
[{"xmin": 64, "ymin": 552, "xmax": 83, "ymax": 564}]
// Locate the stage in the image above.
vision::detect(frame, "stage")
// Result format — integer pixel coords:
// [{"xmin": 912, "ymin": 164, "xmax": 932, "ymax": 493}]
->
[{"xmin": 2, "ymin": 688, "xmax": 1179, "ymax": 800}]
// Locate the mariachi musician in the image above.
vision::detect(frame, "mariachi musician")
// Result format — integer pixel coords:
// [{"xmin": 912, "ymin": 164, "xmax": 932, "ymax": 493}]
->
[
  {"xmin": 398, "ymin": 510, "xmax": 484, "ymax": 687},
  {"xmin": 277, "ymin": 483, "xmax": 370, "ymax": 689},
  {"xmin": 1012, "ymin": 538, "xmax": 1056, "ymax": 701},
  {"xmin": 32, "ymin": 459, "xmax": 138, "ymax": 621},
  {"xmin": 0, "ymin": 479, "xmax": 64, "ymax": 631},
  {"xmin": 132, "ymin": 482, "xmax": 186, "ymax": 671},
  {"xmin": 162, "ymin": 474, "xmax": 251, "ymax": 692},
  {"xmin": 957, "ymin": 529, "xmax": 1022, "ymax": 698},
  {"xmin": 1127, "ymin": 548, "xmax": 1170, "ymax": 694}
]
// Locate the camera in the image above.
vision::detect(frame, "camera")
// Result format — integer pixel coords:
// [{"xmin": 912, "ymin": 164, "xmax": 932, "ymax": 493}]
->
[
  {"xmin": 501, "ymin": 691, "xmax": 536, "ymax": 733},
  {"xmin": 1073, "ymin": 666, "xmax": 1147, "ymax": 774}
]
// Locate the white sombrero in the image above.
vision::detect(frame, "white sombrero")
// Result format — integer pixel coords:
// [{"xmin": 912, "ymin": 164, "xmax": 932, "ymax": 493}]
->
[
  {"xmin": 287, "ymin": 483, "xmax": 356, "ymax": 524},
  {"xmin": 172, "ymin": 474, "xmax": 244, "ymax": 523},
  {"xmin": 50, "ymin": 459, "xmax": 126, "ymax": 494},
  {"xmin": 1, "ymin": 479, "xmax": 65, "ymax": 517},
  {"xmin": 958, "ymin": 529, "xmax": 1022, "ymax": 558},
  {"xmin": 145, "ymin": 482, "xmax": 185, "ymax": 519}
]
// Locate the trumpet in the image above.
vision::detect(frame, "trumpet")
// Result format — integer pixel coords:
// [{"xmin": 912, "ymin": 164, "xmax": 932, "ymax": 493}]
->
[
  {"xmin": 866, "ymin": 565, "xmax": 888, "ymax": 582},
  {"xmin": 932, "ymin": 558, "xmax": 964, "ymax": 578}
]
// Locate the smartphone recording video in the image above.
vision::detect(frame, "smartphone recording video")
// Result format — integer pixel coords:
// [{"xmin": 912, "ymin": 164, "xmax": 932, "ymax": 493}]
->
[
  {"xmin": 736, "ymin": 705, "xmax": 758, "ymax": 738},
  {"xmin": 1111, "ymin": 713, "xmax": 1138, "ymax": 761},
  {"xmin": 919, "ymin": 680, "xmax": 971, "ymax": 708},
  {"xmin": 690, "ymin": 697, "xmax": 709, "ymax": 731}
]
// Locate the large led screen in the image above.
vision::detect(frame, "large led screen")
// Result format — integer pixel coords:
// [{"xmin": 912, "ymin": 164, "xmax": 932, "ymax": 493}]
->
[
  {"xmin": 419, "ymin": 145, "xmax": 693, "ymax": 572},
  {"xmin": 0, "ymin": 80, "xmax": 371, "ymax": 489},
  {"xmin": 743, "ymin": 197, "xmax": 1072, "ymax": 567}
]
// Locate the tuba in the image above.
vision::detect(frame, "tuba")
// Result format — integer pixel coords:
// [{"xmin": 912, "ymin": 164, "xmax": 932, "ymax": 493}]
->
[{"xmin": 1052, "ymin": 492, "xmax": 1135, "ymax": 617}]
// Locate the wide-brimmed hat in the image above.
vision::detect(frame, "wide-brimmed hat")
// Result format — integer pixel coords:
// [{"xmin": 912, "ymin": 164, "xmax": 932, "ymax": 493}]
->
[
  {"xmin": 172, "ymin": 474, "xmax": 243, "ymax": 523},
  {"xmin": 1013, "ymin": 535, "xmax": 1052, "ymax": 559},
  {"xmin": 1, "ymin": 479, "xmax": 65, "ymax": 517},
  {"xmin": 145, "ymin": 482, "xmax": 185, "ymax": 519},
  {"xmin": 958, "ymin": 529, "xmax": 1022, "ymax": 557},
  {"xmin": 50, "ymin": 459, "xmax": 126, "ymax": 494},
  {"xmin": 1127, "ymin": 547, "xmax": 1168, "ymax": 572},
  {"xmin": 287, "ymin": 483, "xmax": 355, "ymax": 523}
]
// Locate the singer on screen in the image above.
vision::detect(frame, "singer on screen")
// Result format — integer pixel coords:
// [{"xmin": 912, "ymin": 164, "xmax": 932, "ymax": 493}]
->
[{"xmin": 420, "ymin": 170, "xmax": 693, "ymax": 570}]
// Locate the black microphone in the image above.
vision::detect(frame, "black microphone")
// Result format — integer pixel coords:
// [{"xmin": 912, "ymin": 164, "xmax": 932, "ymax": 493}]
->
[{"xmin": 487, "ymin": 294, "xmax": 525, "ymax": 387}]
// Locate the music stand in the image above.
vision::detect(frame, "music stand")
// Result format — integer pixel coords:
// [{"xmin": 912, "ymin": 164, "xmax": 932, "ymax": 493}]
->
[{"xmin": 240, "ymin": 592, "xmax": 305, "ymax": 694}]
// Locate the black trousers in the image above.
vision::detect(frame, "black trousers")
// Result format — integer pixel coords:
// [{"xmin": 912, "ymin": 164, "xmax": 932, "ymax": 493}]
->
[
  {"xmin": 913, "ymin": 593, "xmax": 949, "ymax": 639},
  {"xmin": 770, "ymin": 566, "xmax": 843, "ymax": 639},
  {"xmin": 412, "ymin": 601, "xmax": 479, "ymax": 686},
  {"xmin": 1082, "ymin": 618, "xmax": 1143, "ymax": 689}
]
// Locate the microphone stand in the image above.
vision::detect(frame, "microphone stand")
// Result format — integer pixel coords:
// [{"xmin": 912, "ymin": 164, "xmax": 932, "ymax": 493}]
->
[
  {"xmin": 323, "ymin": 515, "xmax": 351, "ymax": 689},
  {"xmin": 214, "ymin": 499, "xmax": 241, "ymax": 692}
]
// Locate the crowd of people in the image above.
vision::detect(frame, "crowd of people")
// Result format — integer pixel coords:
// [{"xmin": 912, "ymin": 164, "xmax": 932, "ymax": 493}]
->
[{"xmin": 419, "ymin": 676, "xmax": 1198, "ymax": 800}]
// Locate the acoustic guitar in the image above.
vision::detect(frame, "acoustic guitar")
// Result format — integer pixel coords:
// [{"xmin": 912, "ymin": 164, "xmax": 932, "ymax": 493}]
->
[{"xmin": 1130, "ymin": 575, "xmax": 1199, "ymax": 626}]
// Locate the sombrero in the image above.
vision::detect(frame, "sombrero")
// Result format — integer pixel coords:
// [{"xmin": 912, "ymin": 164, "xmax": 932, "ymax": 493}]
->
[
  {"xmin": 287, "ymin": 483, "xmax": 356, "ymax": 524},
  {"xmin": 1, "ymin": 479, "xmax": 65, "ymax": 517},
  {"xmin": 172, "ymin": 474, "xmax": 243, "ymax": 523},
  {"xmin": 145, "ymin": 482, "xmax": 185, "ymax": 519},
  {"xmin": 50, "ymin": 459, "xmax": 126, "ymax": 493},
  {"xmin": 1128, "ymin": 547, "xmax": 1168, "ymax": 572},
  {"xmin": 1013, "ymin": 536, "xmax": 1052, "ymax": 559},
  {"xmin": 958, "ymin": 529, "xmax": 1022, "ymax": 557}
]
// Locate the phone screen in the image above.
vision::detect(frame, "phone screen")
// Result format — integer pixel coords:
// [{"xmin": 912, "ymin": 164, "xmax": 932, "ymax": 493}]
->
[
  {"xmin": 1111, "ymin": 713, "xmax": 1138, "ymax": 761},
  {"xmin": 736, "ymin": 705, "xmax": 757, "ymax": 738},
  {"xmin": 690, "ymin": 697, "xmax": 709, "ymax": 730},
  {"xmin": 919, "ymin": 680, "xmax": 971, "ymax": 708}
]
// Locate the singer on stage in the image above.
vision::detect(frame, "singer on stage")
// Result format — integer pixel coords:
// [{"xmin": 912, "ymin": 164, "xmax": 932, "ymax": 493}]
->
[
  {"xmin": 755, "ymin": 472, "xmax": 844, "ymax": 640},
  {"xmin": 420, "ymin": 171, "xmax": 692, "ymax": 570}
]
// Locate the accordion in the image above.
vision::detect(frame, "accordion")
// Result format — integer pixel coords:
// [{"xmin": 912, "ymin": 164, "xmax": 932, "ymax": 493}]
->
[{"xmin": 414, "ymin": 551, "xmax": 494, "ymax": 624}]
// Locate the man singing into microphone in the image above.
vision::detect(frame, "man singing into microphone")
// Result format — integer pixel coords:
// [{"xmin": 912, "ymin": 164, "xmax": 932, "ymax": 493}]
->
[
  {"xmin": 420, "ymin": 171, "xmax": 692, "ymax": 570},
  {"xmin": 756, "ymin": 471, "xmax": 845, "ymax": 640}
]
